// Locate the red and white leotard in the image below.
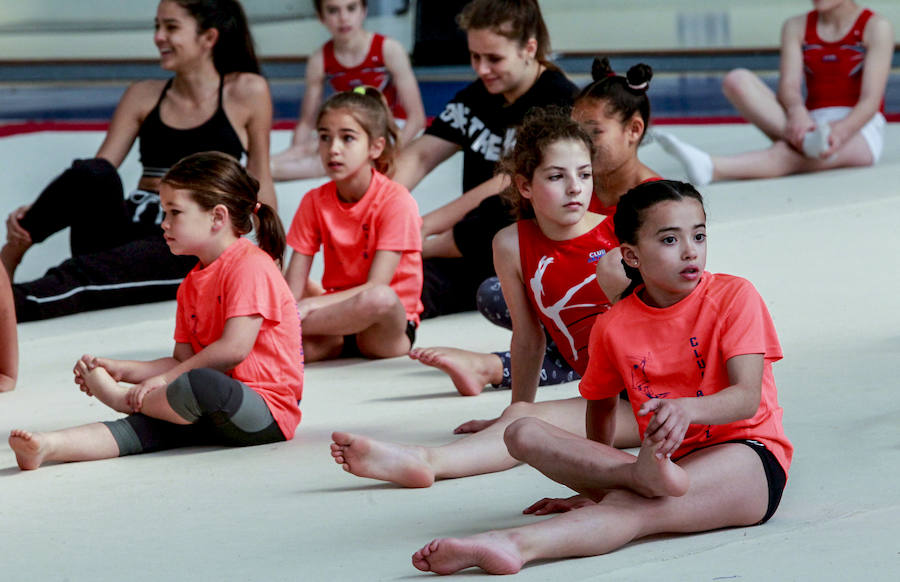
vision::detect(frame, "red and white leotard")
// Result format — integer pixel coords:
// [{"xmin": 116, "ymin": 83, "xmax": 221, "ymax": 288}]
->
[
  {"xmin": 802, "ymin": 8, "xmax": 880, "ymax": 111},
  {"xmin": 322, "ymin": 33, "xmax": 407, "ymax": 120},
  {"xmin": 517, "ymin": 216, "xmax": 618, "ymax": 375}
]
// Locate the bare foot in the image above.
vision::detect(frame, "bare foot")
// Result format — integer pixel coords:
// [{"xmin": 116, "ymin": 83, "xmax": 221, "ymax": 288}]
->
[
  {"xmin": 330, "ymin": 431, "xmax": 434, "ymax": 488},
  {"xmin": 411, "ymin": 533, "xmax": 524, "ymax": 575},
  {"xmin": 629, "ymin": 440, "xmax": 690, "ymax": 498},
  {"xmin": 9, "ymin": 429, "xmax": 49, "ymax": 470},
  {"xmin": 408, "ymin": 347, "xmax": 502, "ymax": 396},
  {"xmin": 76, "ymin": 361, "xmax": 132, "ymax": 414}
]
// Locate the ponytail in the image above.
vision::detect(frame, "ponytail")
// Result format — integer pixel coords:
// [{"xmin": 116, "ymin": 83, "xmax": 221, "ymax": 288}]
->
[
  {"xmin": 162, "ymin": 151, "xmax": 287, "ymax": 267},
  {"xmin": 252, "ymin": 202, "xmax": 286, "ymax": 267}
]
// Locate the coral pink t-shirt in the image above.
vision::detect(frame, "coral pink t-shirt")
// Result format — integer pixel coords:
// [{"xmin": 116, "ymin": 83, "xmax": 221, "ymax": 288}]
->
[
  {"xmin": 579, "ymin": 272, "xmax": 792, "ymax": 476},
  {"xmin": 287, "ymin": 170, "xmax": 424, "ymax": 324},
  {"xmin": 174, "ymin": 238, "xmax": 304, "ymax": 439}
]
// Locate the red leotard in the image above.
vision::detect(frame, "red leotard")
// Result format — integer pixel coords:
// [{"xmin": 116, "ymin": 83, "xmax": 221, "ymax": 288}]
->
[
  {"xmin": 802, "ymin": 8, "xmax": 881, "ymax": 111},
  {"xmin": 517, "ymin": 216, "xmax": 618, "ymax": 376},
  {"xmin": 322, "ymin": 33, "xmax": 407, "ymax": 120}
]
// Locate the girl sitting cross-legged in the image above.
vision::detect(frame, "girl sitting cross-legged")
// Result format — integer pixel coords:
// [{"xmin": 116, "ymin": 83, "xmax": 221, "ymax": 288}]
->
[{"xmin": 284, "ymin": 89, "xmax": 423, "ymax": 362}]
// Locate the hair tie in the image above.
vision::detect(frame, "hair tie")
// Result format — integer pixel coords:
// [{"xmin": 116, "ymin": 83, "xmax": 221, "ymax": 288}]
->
[
  {"xmin": 627, "ymin": 81, "xmax": 649, "ymax": 91},
  {"xmin": 253, "ymin": 202, "xmax": 261, "ymax": 215},
  {"xmin": 606, "ymin": 72, "xmax": 617, "ymax": 78}
]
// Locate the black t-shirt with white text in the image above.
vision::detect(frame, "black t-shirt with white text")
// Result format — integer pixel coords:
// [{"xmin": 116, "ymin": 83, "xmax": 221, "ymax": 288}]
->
[{"xmin": 426, "ymin": 69, "xmax": 578, "ymax": 192}]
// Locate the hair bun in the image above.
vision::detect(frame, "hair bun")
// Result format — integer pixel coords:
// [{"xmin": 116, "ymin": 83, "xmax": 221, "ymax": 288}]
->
[
  {"xmin": 591, "ymin": 57, "xmax": 615, "ymax": 81},
  {"xmin": 625, "ymin": 63, "xmax": 653, "ymax": 92}
]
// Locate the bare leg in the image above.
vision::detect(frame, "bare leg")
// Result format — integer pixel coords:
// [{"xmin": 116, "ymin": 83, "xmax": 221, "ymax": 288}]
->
[
  {"xmin": 408, "ymin": 347, "xmax": 503, "ymax": 396},
  {"xmin": 412, "ymin": 443, "xmax": 770, "ymax": 574},
  {"xmin": 78, "ymin": 362, "xmax": 189, "ymax": 425},
  {"xmin": 9, "ymin": 424, "xmax": 120, "ymax": 470},
  {"xmin": 721, "ymin": 68, "xmax": 786, "ymax": 140},
  {"xmin": 303, "ymin": 285, "xmax": 411, "ymax": 361},
  {"xmin": 76, "ymin": 361, "xmax": 132, "ymax": 414},
  {"xmin": 504, "ymin": 417, "xmax": 689, "ymax": 499},
  {"xmin": 270, "ymin": 144, "xmax": 326, "ymax": 181},
  {"xmin": 330, "ymin": 398, "xmax": 639, "ymax": 487},
  {"xmin": 712, "ymin": 134, "xmax": 874, "ymax": 181}
]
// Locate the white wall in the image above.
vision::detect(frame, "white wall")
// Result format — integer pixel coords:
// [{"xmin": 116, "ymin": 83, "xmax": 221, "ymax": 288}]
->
[{"xmin": 0, "ymin": 1, "xmax": 897, "ymax": 60}]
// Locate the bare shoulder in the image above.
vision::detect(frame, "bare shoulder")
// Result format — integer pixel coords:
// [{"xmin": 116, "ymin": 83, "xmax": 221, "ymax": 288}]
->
[
  {"xmin": 121, "ymin": 79, "xmax": 166, "ymax": 106},
  {"xmin": 115, "ymin": 79, "xmax": 166, "ymax": 119},
  {"xmin": 781, "ymin": 14, "xmax": 806, "ymax": 41},
  {"xmin": 492, "ymin": 222, "xmax": 520, "ymax": 257},
  {"xmin": 306, "ymin": 46, "xmax": 326, "ymax": 78},
  {"xmin": 864, "ymin": 12, "xmax": 895, "ymax": 45},
  {"xmin": 224, "ymin": 71, "xmax": 270, "ymax": 100},
  {"xmin": 381, "ymin": 36, "xmax": 410, "ymax": 62}
]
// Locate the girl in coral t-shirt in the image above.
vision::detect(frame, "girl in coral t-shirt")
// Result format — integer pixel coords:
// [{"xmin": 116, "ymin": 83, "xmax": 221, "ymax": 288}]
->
[
  {"xmin": 409, "ymin": 180, "xmax": 792, "ymax": 576},
  {"xmin": 285, "ymin": 89, "xmax": 423, "ymax": 362},
  {"xmin": 9, "ymin": 152, "xmax": 303, "ymax": 471},
  {"xmin": 329, "ymin": 110, "xmax": 641, "ymax": 489}
]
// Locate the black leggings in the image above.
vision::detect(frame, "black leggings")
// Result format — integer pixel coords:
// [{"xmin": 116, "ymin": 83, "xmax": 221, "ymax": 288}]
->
[
  {"xmin": 13, "ymin": 158, "xmax": 196, "ymax": 321},
  {"xmin": 476, "ymin": 276, "xmax": 580, "ymax": 389},
  {"xmin": 102, "ymin": 368, "xmax": 286, "ymax": 456}
]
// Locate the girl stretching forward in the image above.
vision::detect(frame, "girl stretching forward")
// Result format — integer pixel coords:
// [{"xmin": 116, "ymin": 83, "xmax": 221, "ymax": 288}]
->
[
  {"xmin": 9, "ymin": 153, "xmax": 303, "ymax": 470},
  {"xmin": 285, "ymin": 89, "xmax": 423, "ymax": 362},
  {"xmin": 655, "ymin": 0, "xmax": 892, "ymax": 185},
  {"xmin": 411, "ymin": 180, "xmax": 792, "ymax": 575},
  {"xmin": 410, "ymin": 57, "xmax": 659, "ymax": 400},
  {"xmin": 330, "ymin": 110, "xmax": 639, "ymax": 489}
]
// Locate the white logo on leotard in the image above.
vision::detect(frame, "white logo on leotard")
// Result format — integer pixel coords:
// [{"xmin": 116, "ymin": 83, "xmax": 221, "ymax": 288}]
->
[{"xmin": 529, "ymin": 256, "xmax": 597, "ymax": 362}]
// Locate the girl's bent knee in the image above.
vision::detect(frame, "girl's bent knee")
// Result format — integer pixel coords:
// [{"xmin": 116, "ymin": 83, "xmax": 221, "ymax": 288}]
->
[
  {"xmin": 359, "ymin": 284, "xmax": 401, "ymax": 316},
  {"xmin": 722, "ymin": 68, "xmax": 755, "ymax": 99},
  {"xmin": 501, "ymin": 401, "xmax": 537, "ymax": 421},
  {"xmin": 503, "ymin": 417, "xmax": 543, "ymax": 460}
]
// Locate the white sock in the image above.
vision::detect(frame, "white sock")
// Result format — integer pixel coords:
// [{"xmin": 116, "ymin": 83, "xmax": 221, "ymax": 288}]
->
[{"xmin": 654, "ymin": 130, "xmax": 714, "ymax": 186}]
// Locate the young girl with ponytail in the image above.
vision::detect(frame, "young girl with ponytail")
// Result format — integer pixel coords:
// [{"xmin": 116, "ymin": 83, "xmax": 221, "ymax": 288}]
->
[
  {"xmin": 284, "ymin": 89, "xmax": 423, "ymax": 362},
  {"xmin": 9, "ymin": 152, "xmax": 303, "ymax": 470}
]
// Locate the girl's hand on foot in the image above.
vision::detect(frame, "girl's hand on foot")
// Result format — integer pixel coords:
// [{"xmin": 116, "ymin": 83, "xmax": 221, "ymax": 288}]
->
[
  {"xmin": 453, "ymin": 416, "xmax": 499, "ymax": 434},
  {"xmin": 820, "ymin": 120, "xmax": 850, "ymax": 159},
  {"xmin": 127, "ymin": 374, "xmax": 167, "ymax": 411},
  {"xmin": 73, "ymin": 358, "xmax": 94, "ymax": 396},
  {"xmin": 523, "ymin": 494, "xmax": 595, "ymax": 515},
  {"xmin": 91, "ymin": 357, "xmax": 125, "ymax": 382},
  {"xmin": 638, "ymin": 398, "xmax": 690, "ymax": 459},
  {"xmin": 784, "ymin": 108, "xmax": 815, "ymax": 150}
]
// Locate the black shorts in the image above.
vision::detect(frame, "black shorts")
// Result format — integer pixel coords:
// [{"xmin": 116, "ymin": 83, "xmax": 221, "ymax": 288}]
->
[
  {"xmin": 340, "ymin": 320, "xmax": 417, "ymax": 358},
  {"xmin": 677, "ymin": 439, "xmax": 787, "ymax": 524}
]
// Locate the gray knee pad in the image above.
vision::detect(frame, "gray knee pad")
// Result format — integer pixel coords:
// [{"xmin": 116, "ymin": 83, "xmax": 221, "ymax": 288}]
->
[{"xmin": 166, "ymin": 373, "xmax": 203, "ymax": 422}]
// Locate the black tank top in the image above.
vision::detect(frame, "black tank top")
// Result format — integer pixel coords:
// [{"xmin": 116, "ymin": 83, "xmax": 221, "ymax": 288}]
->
[{"xmin": 138, "ymin": 77, "xmax": 246, "ymax": 179}]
